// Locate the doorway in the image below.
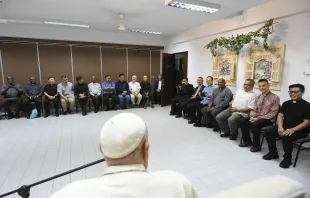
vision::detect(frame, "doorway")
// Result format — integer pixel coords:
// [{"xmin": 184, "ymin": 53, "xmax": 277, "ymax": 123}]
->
[{"xmin": 161, "ymin": 51, "xmax": 188, "ymax": 107}]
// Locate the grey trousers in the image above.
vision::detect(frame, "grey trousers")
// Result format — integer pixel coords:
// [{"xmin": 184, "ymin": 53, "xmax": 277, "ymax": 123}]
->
[
  {"xmin": 201, "ymin": 106, "xmax": 225, "ymax": 127},
  {"xmin": 215, "ymin": 108, "xmax": 244, "ymax": 135}
]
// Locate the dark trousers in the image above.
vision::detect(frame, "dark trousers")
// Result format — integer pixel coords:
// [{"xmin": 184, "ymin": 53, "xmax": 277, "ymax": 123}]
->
[
  {"xmin": 3, "ymin": 98, "xmax": 22, "ymax": 115},
  {"xmin": 240, "ymin": 118, "xmax": 273, "ymax": 147},
  {"xmin": 170, "ymin": 96, "xmax": 186, "ymax": 114},
  {"xmin": 44, "ymin": 97, "xmax": 59, "ymax": 114},
  {"xmin": 77, "ymin": 97, "xmax": 88, "ymax": 112},
  {"xmin": 23, "ymin": 97, "xmax": 42, "ymax": 116},
  {"xmin": 153, "ymin": 90, "xmax": 161, "ymax": 104},
  {"xmin": 177, "ymin": 98, "xmax": 191, "ymax": 115},
  {"xmin": 265, "ymin": 125, "xmax": 310, "ymax": 159},
  {"xmin": 103, "ymin": 94, "xmax": 117, "ymax": 109},
  {"xmin": 195, "ymin": 104, "xmax": 208, "ymax": 124},
  {"xmin": 201, "ymin": 106, "xmax": 226, "ymax": 128},
  {"xmin": 90, "ymin": 95, "xmax": 102, "ymax": 111},
  {"xmin": 188, "ymin": 100, "xmax": 202, "ymax": 121},
  {"xmin": 142, "ymin": 92, "xmax": 153, "ymax": 105}
]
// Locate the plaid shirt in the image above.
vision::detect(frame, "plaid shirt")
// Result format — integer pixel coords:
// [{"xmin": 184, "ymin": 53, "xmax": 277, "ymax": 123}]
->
[{"xmin": 250, "ymin": 91, "xmax": 280, "ymax": 122}]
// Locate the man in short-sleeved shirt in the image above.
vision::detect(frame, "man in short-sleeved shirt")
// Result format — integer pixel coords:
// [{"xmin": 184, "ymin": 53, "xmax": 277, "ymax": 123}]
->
[
  {"xmin": 263, "ymin": 84, "xmax": 310, "ymax": 168},
  {"xmin": 102, "ymin": 75, "xmax": 117, "ymax": 111},
  {"xmin": 128, "ymin": 75, "xmax": 142, "ymax": 106}
]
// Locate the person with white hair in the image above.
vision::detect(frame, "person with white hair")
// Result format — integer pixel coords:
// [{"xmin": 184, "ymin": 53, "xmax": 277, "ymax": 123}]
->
[
  {"xmin": 51, "ymin": 113, "xmax": 197, "ymax": 198},
  {"xmin": 128, "ymin": 75, "xmax": 142, "ymax": 107}
]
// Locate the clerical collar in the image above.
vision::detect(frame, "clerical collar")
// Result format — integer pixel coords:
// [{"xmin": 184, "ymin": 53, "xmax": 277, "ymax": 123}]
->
[{"xmin": 292, "ymin": 98, "xmax": 302, "ymax": 103}]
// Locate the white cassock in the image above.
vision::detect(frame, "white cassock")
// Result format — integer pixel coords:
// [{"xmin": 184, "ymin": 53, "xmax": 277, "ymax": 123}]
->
[{"xmin": 51, "ymin": 164, "xmax": 197, "ymax": 198}]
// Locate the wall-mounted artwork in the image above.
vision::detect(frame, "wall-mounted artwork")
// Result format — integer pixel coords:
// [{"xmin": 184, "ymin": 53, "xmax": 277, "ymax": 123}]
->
[
  {"xmin": 212, "ymin": 50, "xmax": 238, "ymax": 86},
  {"xmin": 245, "ymin": 44, "xmax": 285, "ymax": 90}
]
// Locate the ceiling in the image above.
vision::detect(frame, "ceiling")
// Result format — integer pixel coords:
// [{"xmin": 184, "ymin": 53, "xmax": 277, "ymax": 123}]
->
[{"xmin": 0, "ymin": 0, "xmax": 272, "ymax": 36}]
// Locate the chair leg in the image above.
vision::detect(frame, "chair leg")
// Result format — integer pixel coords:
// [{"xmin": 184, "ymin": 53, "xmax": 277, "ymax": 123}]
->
[
  {"xmin": 293, "ymin": 144, "xmax": 302, "ymax": 168},
  {"xmin": 240, "ymin": 136, "xmax": 243, "ymax": 144}
]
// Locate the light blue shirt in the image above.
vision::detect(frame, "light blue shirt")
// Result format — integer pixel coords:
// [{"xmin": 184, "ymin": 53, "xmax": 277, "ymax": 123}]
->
[
  {"xmin": 200, "ymin": 85, "xmax": 215, "ymax": 105},
  {"xmin": 102, "ymin": 81, "xmax": 115, "ymax": 94}
]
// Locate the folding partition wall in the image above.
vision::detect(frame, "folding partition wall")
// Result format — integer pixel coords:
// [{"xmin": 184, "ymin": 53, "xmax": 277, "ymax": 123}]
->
[{"xmin": 0, "ymin": 43, "xmax": 161, "ymax": 87}]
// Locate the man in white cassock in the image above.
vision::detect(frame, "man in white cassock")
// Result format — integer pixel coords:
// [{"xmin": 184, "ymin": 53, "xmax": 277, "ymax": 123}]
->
[{"xmin": 51, "ymin": 113, "xmax": 197, "ymax": 198}]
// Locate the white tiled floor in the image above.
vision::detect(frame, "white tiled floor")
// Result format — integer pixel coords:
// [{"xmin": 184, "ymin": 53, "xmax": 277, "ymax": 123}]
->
[{"xmin": 0, "ymin": 106, "xmax": 310, "ymax": 198}]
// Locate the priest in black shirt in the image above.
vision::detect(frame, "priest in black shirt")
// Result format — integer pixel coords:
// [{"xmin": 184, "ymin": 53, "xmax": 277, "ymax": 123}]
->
[
  {"xmin": 43, "ymin": 76, "xmax": 59, "ymax": 118},
  {"xmin": 170, "ymin": 78, "xmax": 194, "ymax": 116},
  {"xmin": 74, "ymin": 76, "xmax": 89, "ymax": 116},
  {"xmin": 140, "ymin": 75, "xmax": 154, "ymax": 109},
  {"xmin": 263, "ymin": 84, "xmax": 310, "ymax": 168}
]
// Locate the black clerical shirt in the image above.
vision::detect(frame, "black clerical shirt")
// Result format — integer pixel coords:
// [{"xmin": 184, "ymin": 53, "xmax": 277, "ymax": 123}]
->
[
  {"xmin": 44, "ymin": 84, "xmax": 58, "ymax": 96},
  {"xmin": 140, "ymin": 81, "xmax": 151, "ymax": 94},
  {"xmin": 74, "ymin": 83, "xmax": 89, "ymax": 97},
  {"xmin": 179, "ymin": 84, "xmax": 194, "ymax": 97},
  {"xmin": 280, "ymin": 99, "xmax": 310, "ymax": 132}
]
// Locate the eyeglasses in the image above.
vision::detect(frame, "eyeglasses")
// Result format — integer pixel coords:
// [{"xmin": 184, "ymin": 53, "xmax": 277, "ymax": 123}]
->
[{"xmin": 288, "ymin": 91, "xmax": 301, "ymax": 94}]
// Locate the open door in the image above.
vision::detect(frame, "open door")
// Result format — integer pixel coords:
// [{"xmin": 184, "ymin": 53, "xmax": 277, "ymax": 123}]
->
[{"xmin": 161, "ymin": 53, "xmax": 176, "ymax": 107}]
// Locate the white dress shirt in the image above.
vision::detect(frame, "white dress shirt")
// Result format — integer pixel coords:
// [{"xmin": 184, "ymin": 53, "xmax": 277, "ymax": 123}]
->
[
  {"xmin": 88, "ymin": 82, "xmax": 101, "ymax": 95},
  {"xmin": 158, "ymin": 80, "xmax": 162, "ymax": 90},
  {"xmin": 51, "ymin": 164, "xmax": 197, "ymax": 198},
  {"xmin": 128, "ymin": 81, "xmax": 141, "ymax": 93},
  {"xmin": 232, "ymin": 89, "xmax": 257, "ymax": 117}
]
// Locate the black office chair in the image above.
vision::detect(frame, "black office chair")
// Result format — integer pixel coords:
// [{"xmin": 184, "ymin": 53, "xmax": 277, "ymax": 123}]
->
[
  {"xmin": 293, "ymin": 135, "xmax": 310, "ymax": 167},
  {"xmin": 260, "ymin": 105, "xmax": 281, "ymax": 147}
]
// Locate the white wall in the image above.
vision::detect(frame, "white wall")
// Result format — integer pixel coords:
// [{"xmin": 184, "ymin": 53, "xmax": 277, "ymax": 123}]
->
[
  {"xmin": 165, "ymin": 0, "xmax": 310, "ymax": 102},
  {"xmin": 0, "ymin": 23, "xmax": 167, "ymax": 46}
]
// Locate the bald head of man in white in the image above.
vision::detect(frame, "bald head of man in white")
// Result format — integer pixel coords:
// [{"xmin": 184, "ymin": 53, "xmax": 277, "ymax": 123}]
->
[{"xmin": 51, "ymin": 113, "xmax": 197, "ymax": 198}]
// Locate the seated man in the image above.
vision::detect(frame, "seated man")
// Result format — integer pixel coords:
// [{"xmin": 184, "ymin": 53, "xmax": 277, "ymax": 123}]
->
[
  {"xmin": 51, "ymin": 113, "xmax": 198, "ymax": 198},
  {"xmin": 153, "ymin": 74, "xmax": 162, "ymax": 105},
  {"xmin": 176, "ymin": 77, "xmax": 204, "ymax": 118},
  {"xmin": 115, "ymin": 74, "xmax": 130, "ymax": 109},
  {"xmin": 88, "ymin": 76, "xmax": 102, "ymax": 113},
  {"xmin": 0, "ymin": 76, "xmax": 23, "ymax": 119},
  {"xmin": 140, "ymin": 75, "xmax": 154, "ymax": 109},
  {"xmin": 102, "ymin": 75, "xmax": 117, "ymax": 111},
  {"xmin": 189, "ymin": 76, "xmax": 214, "ymax": 125},
  {"xmin": 216, "ymin": 79, "xmax": 257, "ymax": 140},
  {"xmin": 58, "ymin": 75, "xmax": 75, "ymax": 115},
  {"xmin": 201, "ymin": 78, "xmax": 232, "ymax": 131},
  {"xmin": 239, "ymin": 79, "xmax": 280, "ymax": 152},
  {"xmin": 43, "ymin": 76, "xmax": 59, "ymax": 118},
  {"xmin": 170, "ymin": 78, "xmax": 193, "ymax": 116},
  {"xmin": 263, "ymin": 84, "xmax": 310, "ymax": 169},
  {"xmin": 23, "ymin": 77, "xmax": 43, "ymax": 118},
  {"xmin": 129, "ymin": 75, "xmax": 142, "ymax": 107},
  {"xmin": 74, "ymin": 76, "xmax": 89, "ymax": 116}
]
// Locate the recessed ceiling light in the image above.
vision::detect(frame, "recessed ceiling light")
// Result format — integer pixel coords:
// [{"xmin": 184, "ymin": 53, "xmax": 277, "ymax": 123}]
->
[
  {"xmin": 129, "ymin": 29, "xmax": 162, "ymax": 35},
  {"xmin": 165, "ymin": 0, "xmax": 220, "ymax": 13},
  {"xmin": 44, "ymin": 21, "xmax": 89, "ymax": 28}
]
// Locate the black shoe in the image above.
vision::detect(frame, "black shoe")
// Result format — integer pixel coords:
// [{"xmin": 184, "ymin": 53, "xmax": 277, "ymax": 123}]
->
[
  {"xmin": 175, "ymin": 115, "xmax": 182, "ymax": 118},
  {"xmin": 229, "ymin": 134, "xmax": 238, "ymax": 140},
  {"xmin": 239, "ymin": 141, "xmax": 253, "ymax": 147},
  {"xmin": 250, "ymin": 146, "xmax": 261, "ymax": 152},
  {"xmin": 184, "ymin": 115, "xmax": 189, "ymax": 119},
  {"xmin": 170, "ymin": 112, "xmax": 176, "ymax": 116},
  {"xmin": 94, "ymin": 109, "xmax": 98, "ymax": 113},
  {"xmin": 37, "ymin": 114, "xmax": 41, "ymax": 118},
  {"xmin": 263, "ymin": 152, "xmax": 279, "ymax": 160},
  {"xmin": 82, "ymin": 111, "xmax": 87, "ymax": 116},
  {"xmin": 68, "ymin": 110, "xmax": 72, "ymax": 114},
  {"xmin": 213, "ymin": 127, "xmax": 219, "ymax": 132},
  {"xmin": 144, "ymin": 106, "xmax": 147, "ymax": 109},
  {"xmin": 279, "ymin": 159, "xmax": 292, "ymax": 169},
  {"xmin": 55, "ymin": 113, "xmax": 59, "ymax": 117},
  {"xmin": 194, "ymin": 123, "xmax": 201, "ymax": 127},
  {"xmin": 151, "ymin": 104, "xmax": 154, "ymax": 108},
  {"xmin": 206, "ymin": 125, "xmax": 214, "ymax": 128},
  {"xmin": 220, "ymin": 133, "xmax": 230, "ymax": 138},
  {"xmin": 188, "ymin": 120, "xmax": 196, "ymax": 124},
  {"xmin": 63, "ymin": 111, "xmax": 67, "ymax": 115},
  {"xmin": 44, "ymin": 113, "xmax": 50, "ymax": 118},
  {"xmin": 14, "ymin": 113, "xmax": 20, "ymax": 119}
]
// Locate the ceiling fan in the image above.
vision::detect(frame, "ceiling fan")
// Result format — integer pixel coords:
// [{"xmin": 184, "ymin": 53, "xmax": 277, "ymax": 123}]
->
[{"xmin": 117, "ymin": 13, "xmax": 127, "ymax": 31}]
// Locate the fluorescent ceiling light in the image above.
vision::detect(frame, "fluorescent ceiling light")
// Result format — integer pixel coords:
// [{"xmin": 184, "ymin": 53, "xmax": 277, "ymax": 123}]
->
[
  {"xmin": 44, "ymin": 21, "xmax": 89, "ymax": 28},
  {"xmin": 165, "ymin": 0, "xmax": 220, "ymax": 13},
  {"xmin": 0, "ymin": 18, "xmax": 8, "ymax": 24},
  {"xmin": 129, "ymin": 29, "xmax": 162, "ymax": 35}
]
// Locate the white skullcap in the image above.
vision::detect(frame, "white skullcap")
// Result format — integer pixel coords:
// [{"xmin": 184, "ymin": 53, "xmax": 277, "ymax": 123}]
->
[{"xmin": 100, "ymin": 113, "xmax": 147, "ymax": 159}]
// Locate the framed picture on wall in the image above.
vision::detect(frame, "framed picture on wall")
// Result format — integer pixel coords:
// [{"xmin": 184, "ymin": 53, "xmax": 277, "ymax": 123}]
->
[
  {"xmin": 212, "ymin": 50, "xmax": 238, "ymax": 86},
  {"xmin": 245, "ymin": 44, "xmax": 285, "ymax": 90}
]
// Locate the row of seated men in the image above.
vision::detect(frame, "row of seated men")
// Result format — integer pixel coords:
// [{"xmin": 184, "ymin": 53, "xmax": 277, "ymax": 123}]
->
[
  {"xmin": 170, "ymin": 76, "xmax": 310, "ymax": 169},
  {"xmin": 0, "ymin": 74, "xmax": 163, "ymax": 118}
]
